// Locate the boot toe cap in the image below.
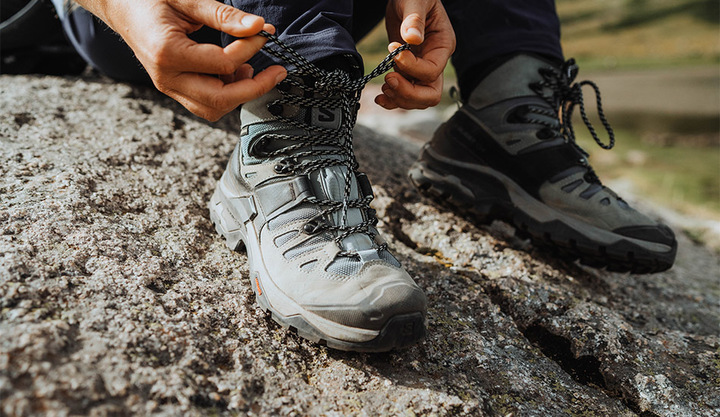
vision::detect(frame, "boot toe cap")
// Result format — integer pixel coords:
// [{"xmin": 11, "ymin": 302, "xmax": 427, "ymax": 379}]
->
[{"xmin": 613, "ymin": 223, "xmax": 677, "ymax": 248}]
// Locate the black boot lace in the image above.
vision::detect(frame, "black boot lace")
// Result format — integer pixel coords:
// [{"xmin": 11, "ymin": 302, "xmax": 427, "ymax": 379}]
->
[
  {"xmin": 253, "ymin": 31, "xmax": 409, "ymax": 257},
  {"xmin": 526, "ymin": 58, "xmax": 616, "ymax": 184}
]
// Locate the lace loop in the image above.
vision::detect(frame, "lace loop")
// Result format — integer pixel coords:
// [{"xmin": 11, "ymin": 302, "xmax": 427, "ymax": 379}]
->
[{"xmin": 533, "ymin": 58, "xmax": 615, "ymax": 150}]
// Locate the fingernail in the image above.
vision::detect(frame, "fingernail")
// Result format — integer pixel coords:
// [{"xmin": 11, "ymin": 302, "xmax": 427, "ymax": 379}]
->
[
  {"xmin": 241, "ymin": 15, "xmax": 261, "ymax": 28},
  {"xmin": 387, "ymin": 78, "xmax": 399, "ymax": 89},
  {"xmin": 275, "ymin": 71, "xmax": 287, "ymax": 83},
  {"xmin": 405, "ymin": 27, "xmax": 423, "ymax": 41},
  {"xmin": 241, "ymin": 66, "xmax": 254, "ymax": 79}
]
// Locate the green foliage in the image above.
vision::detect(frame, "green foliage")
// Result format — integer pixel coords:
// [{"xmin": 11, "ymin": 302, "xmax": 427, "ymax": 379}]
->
[{"xmin": 558, "ymin": 0, "xmax": 719, "ymax": 69}]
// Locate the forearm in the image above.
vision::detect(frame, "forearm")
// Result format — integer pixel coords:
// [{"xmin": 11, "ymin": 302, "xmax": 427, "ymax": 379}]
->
[{"xmin": 70, "ymin": 0, "xmax": 124, "ymax": 33}]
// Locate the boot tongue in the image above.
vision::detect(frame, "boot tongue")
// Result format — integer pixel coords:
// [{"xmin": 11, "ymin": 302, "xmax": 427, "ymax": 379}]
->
[
  {"xmin": 468, "ymin": 54, "xmax": 557, "ymax": 110},
  {"xmin": 309, "ymin": 165, "xmax": 374, "ymax": 252},
  {"xmin": 302, "ymin": 103, "xmax": 374, "ymax": 252},
  {"xmin": 244, "ymin": 84, "xmax": 375, "ymax": 253}
]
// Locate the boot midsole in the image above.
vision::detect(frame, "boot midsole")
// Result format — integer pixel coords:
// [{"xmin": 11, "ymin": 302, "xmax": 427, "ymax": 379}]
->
[{"xmin": 418, "ymin": 146, "xmax": 673, "ymax": 254}]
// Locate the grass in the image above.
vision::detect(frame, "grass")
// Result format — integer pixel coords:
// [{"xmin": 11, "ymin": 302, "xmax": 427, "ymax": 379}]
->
[
  {"xmin": 558, "ymin": 0, "xmax": 720, "ymax": 70},
  {"xmin": 575, "ymin": 128, "xmax": 720, "ymax": 219}
]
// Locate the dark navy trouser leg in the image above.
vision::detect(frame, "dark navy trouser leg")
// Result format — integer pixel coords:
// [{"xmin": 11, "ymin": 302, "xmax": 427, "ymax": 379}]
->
[
  {"xmin": 227, "ymin": 0, "xmax": 563, "ymax": 98},
  {"xmin": 55, "ymin": 1, "xmax": 370, "ymax": 82},
  {"xmin": 56, "ymin": 0, "xmax": 563, "ymax": 97},
  {"xmin": 222, "ymin": 0, "xmax": 385, "ymax": 71},
  {"xmin": 443, "ymin": 0, "xmax": 564, "ymax": 98}
]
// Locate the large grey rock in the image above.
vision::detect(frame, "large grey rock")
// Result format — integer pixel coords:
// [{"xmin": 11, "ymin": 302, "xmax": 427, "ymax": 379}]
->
[{"xmin": 1, "ymin": 74, "xmax": 718, "ymax": 416}]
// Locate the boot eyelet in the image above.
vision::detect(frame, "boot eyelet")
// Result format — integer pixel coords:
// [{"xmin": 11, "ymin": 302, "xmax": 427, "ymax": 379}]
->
[
  {"xmin": 249, "ymin": 137, "xmax": 269, "ymax": 157},
  {"xmin": 274, "ymin": 158, "xmax": 296, "ymax": 174},
  {"xmin": 538, "ymin": 67, "xmax": 553, "ymax": 77},
  {"xmin": 536, "ymin": 128, "xmax": 554, "ymax": 140},
  {"xmin": 267, "ymin": 102, "xmax": 283, "ymax": 116},
  {"xmin": 303, "ymin": 218, "xmax": 325, "ymax": 235}
]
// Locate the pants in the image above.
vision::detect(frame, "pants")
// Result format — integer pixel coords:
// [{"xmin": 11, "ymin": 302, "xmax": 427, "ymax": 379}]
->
[{"xmin": 56, "ymin": 0, "xmax": 563, "ymax": 96}]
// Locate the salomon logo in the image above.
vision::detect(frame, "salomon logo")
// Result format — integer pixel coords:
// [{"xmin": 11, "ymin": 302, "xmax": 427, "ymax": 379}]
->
[{"xmin": 312, "ymin": 107, "xmax": 341, "ymax": 129}]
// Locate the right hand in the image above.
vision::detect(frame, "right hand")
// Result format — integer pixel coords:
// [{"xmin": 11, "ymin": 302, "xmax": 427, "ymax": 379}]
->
[
  {"xmin": 77, "ymin": 0, "xmax": 287, "ymax": 121},
  {"xmin": 377, "ymin": 0, "xmax": 455, "ymax": 110}
]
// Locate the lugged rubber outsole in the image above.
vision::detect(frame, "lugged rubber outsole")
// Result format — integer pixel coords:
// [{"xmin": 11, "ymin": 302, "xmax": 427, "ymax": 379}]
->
[
  {"xmin": 408, "ymin": 157, "xmax": 676, "ymax": 274},
  {"xmin": 209, "ymin": 184, "xmax": 426, "ymax": 352}
]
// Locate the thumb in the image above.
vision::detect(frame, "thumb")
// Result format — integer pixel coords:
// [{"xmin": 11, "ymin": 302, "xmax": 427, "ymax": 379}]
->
[
  {"xmin": 400, "ymin": 3, "xmax": 426, "ymax": 45},
  {"xmin": 174, "ymin": 0, "xmax": 265, "ymax": 37}
]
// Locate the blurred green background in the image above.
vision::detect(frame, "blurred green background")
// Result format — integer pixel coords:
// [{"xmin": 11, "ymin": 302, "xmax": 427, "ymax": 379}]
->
[{"xmin": 357, "ymin": 0, "xmax": 720, "ymax": 225}]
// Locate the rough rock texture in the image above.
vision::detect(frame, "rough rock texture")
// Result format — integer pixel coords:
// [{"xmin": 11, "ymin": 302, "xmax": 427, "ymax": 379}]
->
[{"xmin": 1, "ymin": 74, "xmax": 719, "ymax": 417}]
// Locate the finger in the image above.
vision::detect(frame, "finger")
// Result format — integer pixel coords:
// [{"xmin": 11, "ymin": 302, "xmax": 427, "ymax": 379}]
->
[
  {"xmin": 173, "ymin": 0, "xmax": 265, "ymax": 38},
  {"xmin": 170, "ymin": 94, "xmax": 223, "ymax": 121},
  {"xmin": 170, "ymin": 65, "xmax": 286, "ymax": 111},
  {"xmin": 399, "ymin": 3, "xmax": 426, "ymax": 44},
  {"xmin": 237, "ymin": 63, "xmax": 255, "ymax": 80},
  {"xmin": 167, "ymin": 65, "xmax": 286, "ymax": 121},
  {"xmin": 191, "ymin": 34, "xmax": 269, "ymax": 74},
  {"xmin": 374, "ymin": 94, "xmax": 399, "ymax": 110},
  {"xmin": 157, "ymin": 33, "xmax": 268, "ymax": 76},
  {"xmin": 381, "ymin": 73, "xmax": 442, "ymax": 109},
  {"xmin": 389, "ymin": 41, "xmax": 449, "ymax": 83},
  {"xmin": 222, "ymin": 35, "xmax": 272, "ymax": 67},
  {"xmin": 219, "ymin": 64, "xmax": 253, "ymax": 84}
]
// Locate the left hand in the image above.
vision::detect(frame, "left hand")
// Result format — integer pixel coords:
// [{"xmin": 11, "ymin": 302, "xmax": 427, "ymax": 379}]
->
[{"xmin": 376, "ymin": 0, "xmax": 456, "ymax": 110}]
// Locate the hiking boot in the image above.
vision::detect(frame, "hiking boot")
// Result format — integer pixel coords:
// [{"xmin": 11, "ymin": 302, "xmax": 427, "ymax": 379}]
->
[
  {"xmin": 209, "ymin": 70, "xmax": 427, "ymax": 352},
  {"xmin": 409, "ymin": 54, "xmax": 677, "ymax": 273}
]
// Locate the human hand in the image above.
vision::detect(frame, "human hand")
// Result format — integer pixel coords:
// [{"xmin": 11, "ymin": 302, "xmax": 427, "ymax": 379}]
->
[
  {"xmin": 376, "ymin": 0, "xmax": 456, "ymax": 110},
  {"xmin": 76, "ymin": 0, "xmax": 287, "ymax": 121}
]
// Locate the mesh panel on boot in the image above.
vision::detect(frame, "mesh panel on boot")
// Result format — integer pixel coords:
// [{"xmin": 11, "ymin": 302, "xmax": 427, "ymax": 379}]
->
[
  {"xmin": 268, "ymin": 205, "xmax": 318, "ymax": 231},
  {"xmin": 326, "ymin": 257, "xmax": 363, "ymax": 276},
  {"xmin": 274, "ymin": 230, "xmax": 299, "ymax": 247},
  {"xmin": 284, "ymin": 234, "xmax": 332, "ymax": 259}
]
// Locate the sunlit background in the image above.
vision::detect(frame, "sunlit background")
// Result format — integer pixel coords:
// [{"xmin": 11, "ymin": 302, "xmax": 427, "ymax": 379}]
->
[{"xmin": 357, "ymin": 0, "xmax": 720, "ymax": 248}]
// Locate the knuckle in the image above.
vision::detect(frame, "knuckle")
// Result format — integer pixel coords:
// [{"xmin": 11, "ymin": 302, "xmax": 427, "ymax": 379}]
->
[
  {"xmin": 152, "ymin": 41, "xmax": 174, "ymax": 68},
  {"xmin": 215, "ymin": 6, "xmax": 236, "ymax": 27},
  {"xmin": 405, "ymin": 12, "xmax": 423, "ymax": 24},
  {"xmin": 430, "ymin": 69, "xmax": 444, "ymax": 81},
  {"xmin": 217, "ymin": 59, "xmax": 236, "ymax": 75},
  {"xmin": 193, "ymin": 107, "xmax": 219, "ymax": 122},
  {"xmin": 152, "ymin": 78, "xmax": 169, "ymax": 94},
  {"xmin": 186, "ymin": 104, "xmax": 205, "ymax": 118}
]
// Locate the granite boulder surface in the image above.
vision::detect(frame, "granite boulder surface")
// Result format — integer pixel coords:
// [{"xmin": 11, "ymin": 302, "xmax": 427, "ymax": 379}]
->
[{"xmin": 1, "ymin": 74, "xmax": 718, "ymax": 416}]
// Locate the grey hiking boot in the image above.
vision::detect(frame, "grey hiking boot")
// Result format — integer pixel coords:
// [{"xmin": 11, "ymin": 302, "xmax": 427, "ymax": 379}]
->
[
  {"xmin": 209, "ymin": 72, "xmax": 427, "ymax": 352},
  {"xmin": 409, "ymin": 54, "xmax": 677, "ymax": 273}
]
